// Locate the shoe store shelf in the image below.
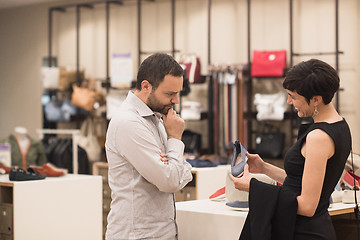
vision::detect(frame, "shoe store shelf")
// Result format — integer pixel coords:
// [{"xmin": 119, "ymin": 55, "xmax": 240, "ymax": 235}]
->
[{"xmin": 0, "ymin": 174, "xmax": 102, "ymax": 240}]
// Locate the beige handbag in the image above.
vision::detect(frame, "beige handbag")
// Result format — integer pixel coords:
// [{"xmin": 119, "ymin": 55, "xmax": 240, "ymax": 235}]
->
[
  {"xmin": 59, "ymin": 69, "xmax": 84, "ymax": 90},
  {"xmin": 78, "ymin": 117, "xmax": 101, "ymax": 162},
  {"xmin": 71, "ymin": 85, "xmax": 96, "ymax": 111}
]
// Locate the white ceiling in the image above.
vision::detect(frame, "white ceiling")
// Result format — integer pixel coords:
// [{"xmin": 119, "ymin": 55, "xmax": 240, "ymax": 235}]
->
[{"xmin": 0, "ymin": 0, "xmax": 68, "ymax": 10}]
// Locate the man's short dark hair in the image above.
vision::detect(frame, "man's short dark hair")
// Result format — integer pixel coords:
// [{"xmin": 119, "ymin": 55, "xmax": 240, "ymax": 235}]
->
[
  {"xmin": 282, "ymin": 59, "xmax": 340, "ymax": 104},
  {"xmin": 136, "ymin": 53, "xmax": 184, "ymax": 90}
]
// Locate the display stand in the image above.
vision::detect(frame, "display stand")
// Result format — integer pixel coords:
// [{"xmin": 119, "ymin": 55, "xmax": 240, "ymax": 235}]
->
[
  {"xmin": 176, "ymin": 199, "xmax": 246, "ymax": 240},
  {"xmin": 176, "ymin": 199, "xmax": 357, "ymax": 240},
  {"xmin": 0, "ymin": 174, "xmax": 102, "ymax": 240},
  {"xmin": 37, "ymin": 129, "xmax": 80, "ymax": 174}
]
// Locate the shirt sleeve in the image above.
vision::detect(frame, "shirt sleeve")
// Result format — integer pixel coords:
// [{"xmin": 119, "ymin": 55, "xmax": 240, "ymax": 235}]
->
[{"xmin": 114, "ymin": 118, "xmax": 193, "ymax": 193}]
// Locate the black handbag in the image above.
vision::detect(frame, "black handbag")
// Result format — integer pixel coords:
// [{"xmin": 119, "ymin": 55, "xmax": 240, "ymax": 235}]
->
[
  {"xmin": 182, "ymin": 130, "xmax": 202, "ymax": 153},
  {"xmin": 255, "ymin": 132, "xmax": 285, "ymax": 159}
]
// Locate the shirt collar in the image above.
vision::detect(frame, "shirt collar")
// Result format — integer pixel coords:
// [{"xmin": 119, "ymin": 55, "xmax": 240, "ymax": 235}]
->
[{"xmin": 127, "ymin": 91, "xmax": 161, "ymax": 119}]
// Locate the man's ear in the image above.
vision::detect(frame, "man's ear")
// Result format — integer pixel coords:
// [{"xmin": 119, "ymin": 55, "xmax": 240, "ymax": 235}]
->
[{"xmin": 141, "ymin": 80, "xmax": 152, "ymax": 93}]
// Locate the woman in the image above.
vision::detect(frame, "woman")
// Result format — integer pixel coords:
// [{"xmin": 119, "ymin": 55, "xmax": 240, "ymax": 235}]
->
[{"xmin": 231, "ymin": 59, "xmax": 352, "ymax": 240}]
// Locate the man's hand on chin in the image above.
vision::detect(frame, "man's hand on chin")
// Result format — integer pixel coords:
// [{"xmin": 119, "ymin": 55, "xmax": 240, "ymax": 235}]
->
[{"xmin": 161, "ymin": 108, "xmax": 184, "ymax": 140}]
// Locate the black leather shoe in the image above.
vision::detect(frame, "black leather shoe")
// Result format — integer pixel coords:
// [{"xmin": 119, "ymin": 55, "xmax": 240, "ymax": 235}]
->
[{"xmin": 9, "ymin": 168, "xmax": 46, "ymax": 181}]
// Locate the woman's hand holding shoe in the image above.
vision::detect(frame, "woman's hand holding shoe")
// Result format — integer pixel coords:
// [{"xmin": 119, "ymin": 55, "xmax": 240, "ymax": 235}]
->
[
  {"xmin": 230, "ymin": 165, "xmax": 252, "ymax": 192},
  {"xmin": 245, "ymin": 152, "xmax": 266, "ymax": 174},
  {"xmin": 247, "ymin": 152, "xmax": 287, "ymax": 185},
  {"xmin": 230, "ymin": 152, "xmax": 266, "ymax": 192}
]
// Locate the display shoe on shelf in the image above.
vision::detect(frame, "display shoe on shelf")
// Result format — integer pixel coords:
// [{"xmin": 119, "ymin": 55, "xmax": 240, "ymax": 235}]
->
[
  {"xmin": 28, "ymin": 163, "xmax": 68, "ymax": 177},
  {"xmin": 231, "ymin": 140, "xmax": 248, "ymax": 177},
  {"xmin": 9, "ymin": 168, "xmax": 46, "ymax": 181},
  {"xmin": 0, "ymin": 162, "xmax": 12, "ymax": 174}
]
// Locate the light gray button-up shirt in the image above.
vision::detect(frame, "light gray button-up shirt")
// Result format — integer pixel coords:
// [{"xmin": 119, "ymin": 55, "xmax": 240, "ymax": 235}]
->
[{"xmin": 105, "ymin": 91, "xmax": 193, "ymax": 240}]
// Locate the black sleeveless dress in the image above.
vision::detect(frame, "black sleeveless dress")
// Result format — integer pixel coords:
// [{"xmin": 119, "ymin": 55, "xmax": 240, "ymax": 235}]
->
[{"xmin": 282, "ymin": 119, "xmax": 352, "ymax": 240}]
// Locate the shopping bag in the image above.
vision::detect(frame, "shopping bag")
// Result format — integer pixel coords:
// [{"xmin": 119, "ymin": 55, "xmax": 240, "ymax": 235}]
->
[{"xmin": 251, "ymin": 50, "xmax": 287, "ymax": 77}]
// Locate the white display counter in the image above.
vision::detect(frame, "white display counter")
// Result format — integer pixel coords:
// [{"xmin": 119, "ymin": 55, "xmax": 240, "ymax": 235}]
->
[
  {"xmin": 175, "ymin": 165, "xmax": 231, "ymax": 201},
  {"xmin": 191, "ymin": 165, "xmax": 230, "ymax": 200},
  {"xmin": 176, "ymin": 199, "xmax": 247, "ymax": 240},
  {"xmin": 176, "ymin": 199, "xmax": 357, "ymax": 240},
  {"xmin": 0, "ymin": 174, "xmax": 102, "ymax": 240}
]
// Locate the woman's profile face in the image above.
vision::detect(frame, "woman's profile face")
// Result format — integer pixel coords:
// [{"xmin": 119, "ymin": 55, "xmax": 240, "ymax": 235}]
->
[{"xmin": 286, "ymin": 90, "xmax": 313, "ymax": 118}]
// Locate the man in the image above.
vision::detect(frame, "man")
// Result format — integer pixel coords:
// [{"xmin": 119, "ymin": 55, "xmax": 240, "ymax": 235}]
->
[{"xmin": 105, "ymin": 53, "xmax": 193, "ymax": 240}]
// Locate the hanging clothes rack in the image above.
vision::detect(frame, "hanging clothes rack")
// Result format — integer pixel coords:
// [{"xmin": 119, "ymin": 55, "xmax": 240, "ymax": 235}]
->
[{"xmin": 37, "ymin": 129, "xmax": 80, "ymax": 174}]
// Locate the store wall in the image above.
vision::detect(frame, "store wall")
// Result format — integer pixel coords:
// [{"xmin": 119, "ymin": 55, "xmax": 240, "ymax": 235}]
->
[
  {"xmin": 0, "ymin": 0, "xmax": 359, "ymax": 152},
  {"xmin": 0, "ymin": 4, "xmax": 47, "ymax": 139}
]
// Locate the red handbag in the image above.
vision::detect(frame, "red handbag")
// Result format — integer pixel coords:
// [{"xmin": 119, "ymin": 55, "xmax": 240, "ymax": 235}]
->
[
  {"xmin": 178, "ymin": 54, "xmax": 202, "ymax": 83},
  {"xmin": 251, "ymin": 50, "xmax": 287, "ymax": 77}
]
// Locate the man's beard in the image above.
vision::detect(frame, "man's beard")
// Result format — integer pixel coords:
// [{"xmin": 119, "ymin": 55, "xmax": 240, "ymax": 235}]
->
[{"xmin": 147, "ymin": 92, "xmax": 174, "ymax": 115}]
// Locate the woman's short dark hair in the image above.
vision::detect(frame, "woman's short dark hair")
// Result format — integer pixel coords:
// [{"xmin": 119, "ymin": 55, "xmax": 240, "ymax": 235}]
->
[
  {"xmin": 282, "ymin": 59, "xmax": 339, "ymax": 104},
  {"xmin": 136, "ymin": 53, "xmax": 184, "ymax": 90}
]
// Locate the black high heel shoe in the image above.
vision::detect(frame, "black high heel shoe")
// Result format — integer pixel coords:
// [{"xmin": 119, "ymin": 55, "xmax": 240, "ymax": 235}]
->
[{"xmin": 231, "ymin": 140, "xmax": 248, "ymax": 177}]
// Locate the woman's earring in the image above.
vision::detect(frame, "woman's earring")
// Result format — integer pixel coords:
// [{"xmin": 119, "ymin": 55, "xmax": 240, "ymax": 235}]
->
[{"xmin": 313, "ymin": 107, "xmax": 319, "ymax": 117}]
